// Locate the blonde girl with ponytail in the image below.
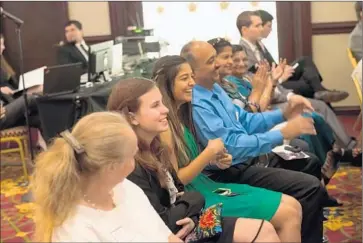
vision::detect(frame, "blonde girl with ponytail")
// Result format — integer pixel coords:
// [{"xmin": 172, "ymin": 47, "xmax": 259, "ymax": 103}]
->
[{"xmin": 32, "ymin": 111, "xmax": 182, "ymax": 242}]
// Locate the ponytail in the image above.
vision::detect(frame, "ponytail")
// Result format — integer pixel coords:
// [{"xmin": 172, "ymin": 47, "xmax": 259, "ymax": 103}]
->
[
  {"xmin": 32, "ymin": 137, "xmax": 81, "ymax": 242},
  {"xmin": 32, "ymin": 112, "xmax": 137, "ymax": 242}
]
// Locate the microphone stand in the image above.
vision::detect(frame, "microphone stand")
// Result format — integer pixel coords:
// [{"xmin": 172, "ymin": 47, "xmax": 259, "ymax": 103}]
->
[
  {"xmin": 15, "ymin": 26, "xmax": 35, "ymax": 166},
  {"xmin": 16, "ymin": 26, "xmax": 35, "ymax": 202},
  {"xmin": 3, "ymin": 13, "xmax": 34, "ymax": 202}
]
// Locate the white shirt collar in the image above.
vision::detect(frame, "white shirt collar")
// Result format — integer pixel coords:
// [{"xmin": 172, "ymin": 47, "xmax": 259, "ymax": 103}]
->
[
  {"xmin": 76, "ymin": 40, "xmax": 88, "ymax": 48},
  {"xmin": 241, "ymin": 37, "xmax": 258, "ymax": 52}
]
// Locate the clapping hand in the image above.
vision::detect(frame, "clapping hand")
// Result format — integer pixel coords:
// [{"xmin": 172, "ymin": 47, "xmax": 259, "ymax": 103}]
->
[
  {"xmin": 271, "ymin": 58, "xmax": 287, "ymax": 84},
  {"xmin": 252, "ymin": 60, "xmax": 269, "ymax": 90}
]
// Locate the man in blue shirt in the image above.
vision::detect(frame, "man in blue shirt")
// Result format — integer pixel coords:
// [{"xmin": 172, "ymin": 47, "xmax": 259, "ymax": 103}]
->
[{"xmin": 181, "ymin": 41, "xmax": 325, "ymax": 243}]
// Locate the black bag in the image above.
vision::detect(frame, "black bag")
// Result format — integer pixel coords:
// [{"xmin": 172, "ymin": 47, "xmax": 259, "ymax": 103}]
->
[{"xmin": 169, "ymin": 191, "xmax": 205, "ymax": 233}]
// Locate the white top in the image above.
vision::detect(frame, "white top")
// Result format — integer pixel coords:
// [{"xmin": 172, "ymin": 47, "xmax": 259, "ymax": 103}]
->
[
  {"xmin": 164, "ymin": 170, "xmax": 179, "ymax": 204},
  {"xmin": 52, "ymin": 179, "xmax": 172, "ymax": 242}
]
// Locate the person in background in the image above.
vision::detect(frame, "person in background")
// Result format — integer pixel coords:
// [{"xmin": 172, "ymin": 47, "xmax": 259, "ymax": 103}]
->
[
  {"xmin": 57, "ymin": 20, "xmax": 89, "ymax": 71},
  {"xmin": 239, "ymin": 10, "xmax": 348, "ymax": 103},
  {"xmin": 229, "ymin": 44, "xmax": 361, "ymax": 168},
  {"xmin": 210, "ymin": 38, "xmax": 282, "ymax": 112},
  {"xmin": 1, "ymin": 34, "xmax": 17, "ymax": 103},
  {"xmin": 349, "ymin": 1, "xmax": 363, "ymax": 61},
  {"xmin": 181, "ymin": 40, "xmax": 327, "ymax": 243},
  {"xmin": 32, "ymin": 112, "xmax": 182, "ymax": 242},
  {"xmin": 107, "ymin": 77, "xmax": 293, "ymax": 243},
  {"xmin": 0, "ymin": 33, "xmax": 44, "ymax": 145},
  {"xmin": 211, "ymin": 38, "xmax": 341, "ymax": 184},
  {"xmin": 234, "ymin": 32, "xmax": 357, "ymax": 151}
]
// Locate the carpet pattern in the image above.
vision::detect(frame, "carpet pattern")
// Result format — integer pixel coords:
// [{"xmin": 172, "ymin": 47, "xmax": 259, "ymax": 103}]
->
[{"xmin": 323, "ymin": 166, "xmax": 362, "ymax": 243}]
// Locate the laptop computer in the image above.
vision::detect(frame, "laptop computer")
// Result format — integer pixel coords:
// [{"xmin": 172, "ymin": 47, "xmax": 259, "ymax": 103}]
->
[{"xmin": 43, "ymin": 63, "xmax": 84, "ymax": 95}]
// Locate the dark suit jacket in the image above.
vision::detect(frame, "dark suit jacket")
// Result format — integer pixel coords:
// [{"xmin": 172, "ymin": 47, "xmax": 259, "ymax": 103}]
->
[
  {"xmin": 127, "ymin": 163, "xmax": 205, "ymax": 234},
  {"xmin": 57, "ymin": 43, "xmax": 88, "ymax": 71},
  {"xmin": 240, "ymin": 39, "xmax": 276, "ymax": 71},
  {"xmin": 257, "ymin": 42, "xmax": 275, "ymax": 65}
]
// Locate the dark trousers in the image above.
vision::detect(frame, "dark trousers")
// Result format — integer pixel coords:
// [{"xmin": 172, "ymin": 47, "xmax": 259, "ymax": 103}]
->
[
  {"xmin": 208, "ymin": 153, "xmax": 324, "ymax": 243},
  {"xmin": 0, "ymin": 95, "xmax": 40, "ymax": 130},
  {"xmin": 282, "ymin": 56, "xmax": 326, "ymax": 98}
]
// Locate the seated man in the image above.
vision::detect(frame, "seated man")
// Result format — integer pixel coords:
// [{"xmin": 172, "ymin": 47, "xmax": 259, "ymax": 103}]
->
[
  {"xmin": 181, "ymin": 40, "xmax": 327, "ymax": 243},
  {"xmin": 238, "ymin": 10, "xmax": 348, "ymax": 102},
  {"xmin": 57, "ymin": 20, "xmax": 89, "ymax": 72},
  {"xmin": 349, "ymin": 1, "xmax": 363, "ymax": 61}
]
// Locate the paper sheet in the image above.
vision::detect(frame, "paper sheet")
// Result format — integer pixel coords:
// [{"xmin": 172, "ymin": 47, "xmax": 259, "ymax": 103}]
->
[
  {"xmin": 17, "ymin": 66, "xmax": 46, "ymax": 91},
  {"xmin": 272, "ymin": 145, "xmax": 310, "ymax": 160}
]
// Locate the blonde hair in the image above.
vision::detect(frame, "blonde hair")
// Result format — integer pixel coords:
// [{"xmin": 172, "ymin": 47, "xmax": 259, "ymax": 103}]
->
[{"xmin": 32, "ymin": 112, "xmax": 136, "ymax": 242}]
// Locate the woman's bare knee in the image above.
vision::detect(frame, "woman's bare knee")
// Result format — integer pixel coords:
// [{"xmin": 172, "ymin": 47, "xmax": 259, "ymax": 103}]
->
[
  {"xmin": 281, "ymin": 194, "xmax": 303, "ymax": 222},
  {"xmin": 271, "ymin": 194, "xmax": 302, "ymax": 230},
  {"xmin": 233, "ymin": 218, "xmax": 280, "ymax": 243}
]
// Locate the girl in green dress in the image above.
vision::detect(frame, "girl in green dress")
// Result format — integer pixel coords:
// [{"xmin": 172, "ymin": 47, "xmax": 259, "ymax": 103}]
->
[{"xmin": 151, "ymin": 55, "xmax": 303, "ymax": 242}]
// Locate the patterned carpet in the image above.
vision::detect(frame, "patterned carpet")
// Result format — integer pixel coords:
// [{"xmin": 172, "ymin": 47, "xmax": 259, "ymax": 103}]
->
[{"xmin": 323, "ymin": 166, "xmax": 362, "ymax": 243}]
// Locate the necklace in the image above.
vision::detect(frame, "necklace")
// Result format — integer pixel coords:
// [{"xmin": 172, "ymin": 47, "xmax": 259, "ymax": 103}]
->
[{"xmin": 83, "ymin": 192, "xmax": 115, "ymax": 211}]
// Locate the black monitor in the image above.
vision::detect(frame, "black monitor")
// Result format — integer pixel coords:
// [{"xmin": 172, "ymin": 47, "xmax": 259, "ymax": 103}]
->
[
  {"xmin": 88, "ymin": 40, "xmax": 114, "ymax": 82},
  {"xmin": 114, "ymin": 36, "xmax": 160, "ymax": 56}
]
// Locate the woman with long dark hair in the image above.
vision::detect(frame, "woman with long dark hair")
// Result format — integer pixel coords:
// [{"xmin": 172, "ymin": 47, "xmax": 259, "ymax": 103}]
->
[
  {"xmin": 107, "ymin": 77, "xmax": 288, "ymax": 242},
  {"xmin": 109, "ymin": 69, "xmax": 305, "ymax": 242}
]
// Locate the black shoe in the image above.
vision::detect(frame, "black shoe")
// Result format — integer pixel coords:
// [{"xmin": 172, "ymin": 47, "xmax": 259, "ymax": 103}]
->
[
  {"xmin": 342, "ymin": 149, "xmax": 362, "ymax": 167},
  {"xmin": 323, "ymin": 195, "xmax": 343, "ymax": 207},
  {"xmin": 314, "ymin": 90, "xmax": 349, "ymax": 103}
]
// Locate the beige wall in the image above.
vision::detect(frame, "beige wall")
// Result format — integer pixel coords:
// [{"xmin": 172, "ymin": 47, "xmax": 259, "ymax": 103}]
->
[
  {"xmin": 311, "ymin": 2, "xmax": 356, "ymax": 23},
  {"xmin": 68, "ymin": 2, "xmax": 111, "ymax": 37},
  {"xmin": 311, "ymin": 2, "xmax": 359, "ymax": 107}
]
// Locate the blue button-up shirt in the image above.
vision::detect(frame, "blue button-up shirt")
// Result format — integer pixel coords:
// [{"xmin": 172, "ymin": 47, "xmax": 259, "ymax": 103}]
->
[{"xmin": 192, "ymin": 83, "xmax": 285, "ymax": 166}]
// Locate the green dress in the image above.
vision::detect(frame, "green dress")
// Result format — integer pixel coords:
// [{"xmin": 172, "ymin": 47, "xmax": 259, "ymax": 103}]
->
[{"xmin": 182, "ymin": 127, "xmax": 282, "ymax": 221}]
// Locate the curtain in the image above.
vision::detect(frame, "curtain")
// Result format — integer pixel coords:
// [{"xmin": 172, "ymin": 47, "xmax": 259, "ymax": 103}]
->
[
  {"xmin": 109, "ymin": 1, "xmax": 144, "ymax": 38},
  {"xmin": 143, "ymin": 1, "xmax": 279, "ymax": 60}
]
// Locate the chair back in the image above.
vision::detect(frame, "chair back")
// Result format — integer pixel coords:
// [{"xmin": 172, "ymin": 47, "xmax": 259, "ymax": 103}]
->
[
  {"xmin": 347, "ymin": 48, "xmax": 362, "ymax": 103},
  {"xmin": 347, "ymin": 48, "xmax": 358, "ymax": 68},
  {"xmin": 352, "ymin": 75, "xmax": 362, "ymax": 104}
]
